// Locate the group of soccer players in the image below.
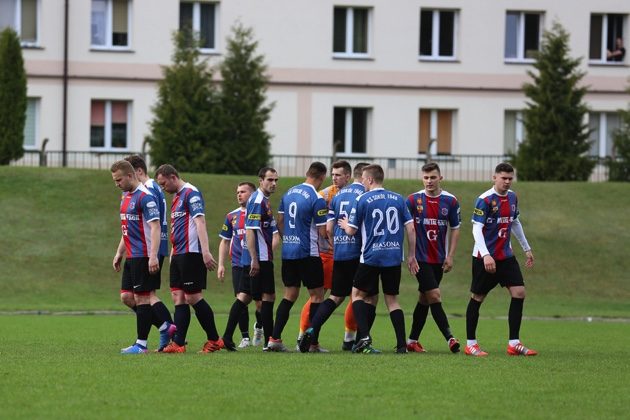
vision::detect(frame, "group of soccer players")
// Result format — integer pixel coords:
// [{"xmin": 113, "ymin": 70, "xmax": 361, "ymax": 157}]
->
[{"xmin": 111, "ymin": 154, "xmax": 537, "ymax": 356}]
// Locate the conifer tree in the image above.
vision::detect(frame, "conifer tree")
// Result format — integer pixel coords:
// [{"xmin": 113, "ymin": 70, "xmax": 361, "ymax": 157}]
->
[
  {"xmin": 514, "ymin": 22, "xmax": 594, "ymax": 181},
  {"xmin": 0, "ymin": 28, "xmax": 27, "ymax": 165},
  {"xmin": 216, "ymin": 23, "xmax": 273, "ymax": 174}
]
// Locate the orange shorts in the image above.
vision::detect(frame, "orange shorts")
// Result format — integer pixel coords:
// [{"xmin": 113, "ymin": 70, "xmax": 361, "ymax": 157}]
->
[{"xmin": 320, "ymin": 252, "xmax": 334, "ymax": 290}]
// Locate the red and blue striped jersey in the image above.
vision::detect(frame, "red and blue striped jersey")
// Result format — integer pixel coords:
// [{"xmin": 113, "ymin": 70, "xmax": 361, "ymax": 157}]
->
[
  {"xmin": 219, "ymin": 207, "xmax": 246, "ymax": 267},
  {"xmin": 471, "ymin": 188, "xmax": 520, "ymax": 261},
  {"xmin": 144, "ymin": 178, "xmax": 168, "ymax": 257},
  {"xmin": 170, "ymin": 182, "xmax": 205, "ymax": 255},
  {"xmin": 241, "ymin": 189, "xmax": 276, "ymax": 265},
  {"xmin": 119, "ymin": 184, "xmax": 160, "ymax": 258},
  {"xmin": 407, "ymin": 190, "xmax": 461, "ymax": 264}
]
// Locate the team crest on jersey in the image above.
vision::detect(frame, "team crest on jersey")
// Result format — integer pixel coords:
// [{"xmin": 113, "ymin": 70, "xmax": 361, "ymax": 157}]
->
[
  {"xmin": 492, "ymin": 207, "xmax": 498, "ymax": 213},
  {"xmin": 441, "ymin": 207, "xmax": 448, "ymax": 216},
  {"xmin": 511, "ymin": 204, "xmax": 516, "ymax": 212},
  {"xmin": 231, "ymin": 215, "xmax": 238, "ymax": 226},
  {"xmin": 491, "ymin": 200, "xmax": 497, "ymax": 207},
  {"xmin": 129, "ymin": 201, "xmax": 136, "ymax": 210},
  {"xmin": 177, "ymin": 200, "xmax": 183, "ymax": 208},
  {"xmin": 417, "ymin": 205, "xmax": 423, "ymax": 213}
]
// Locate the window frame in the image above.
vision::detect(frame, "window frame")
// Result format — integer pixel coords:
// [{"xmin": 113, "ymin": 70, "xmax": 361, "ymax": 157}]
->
[
  {"xmin": 418, "ymin": 109, "xmax": 455, "ymax": 156},
  {"xmin": 0, "ymin": 0, "xmax": 40, "ymax": 47},
  {"xmin": 89, "ymin": 100, "xmax": 131, "ymax": 151},
  {"xmin": 504, "ymin": 110, "xmax": 524, "ymax": 154},
  {"xmin": 333, "ymin": 107, "xmax": 370, "ymax": 156},
  {"xmin": 179, "ymin": 1, "xmax": 219, "ymax": 53},
  {"xmin": 332, "ymin": 6, "xmax": 372, "ymax": 59},
  {"xmin": 90, "ymin": 0, "xmax": 133, "ymax": 51},
  {"xmin": 504, "ymin": 11, "xmax": 543, "ymax": 63},
  {"xmin": 588, "ymin": 13, "xmax": 626, "ymax": 65},
  {"xmin": 23, "ymin": 98, "xmax": 39, "ymax": 150},
  {"xmin": 589, "ymin": 112, "xmax": 619, "ymax": 157},
  {"xmin": 418, "ymin": 9, "xmax": 458, "ymax": 61}
]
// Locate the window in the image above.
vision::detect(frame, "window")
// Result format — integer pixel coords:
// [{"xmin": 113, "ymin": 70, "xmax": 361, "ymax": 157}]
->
[
  {"xmin": 589, "ymin": 112, "xmax": 620, "ymax": 157},
  {"xmin": 589, "ymin": 14, "xmax": 625, "ymax": 63},
  {"xmin": 0, "ymin": 0, "xmax": 39, "ymax": 46},
  {"xmin": 24, "ymin": 98, "xmax": 38, "ymax": 149},
  {"xmin": 505, "ymin": 11, "xmax": 542, "ymax": 61},
  {"xmin": 333, "ymin": 107, "xmax": 369, "ymax": 154},
  {"xmin": 418, "ymin": 110, "xmax": 454, "ymax": 155},
  {"xmin": 179, "ymin": 1, "xmax": 218, "ymax": 51},
  {"xmin": 419, "ymin": 9, "xmax": 457, "ymax": 60},
  {"xmin": 91, "ymin": 0, "xmax": 131, "ymax": 49},
  {"xmin": 90, "ymin": 100, "xmax": 130, "ymax": 150},
  {"xmin": 504, "ymin": 111, "xmax": 524, "ymax": 154},
  {"xmin": 333, "ymin": 7, "xmax": 371, "ymax": 57}
]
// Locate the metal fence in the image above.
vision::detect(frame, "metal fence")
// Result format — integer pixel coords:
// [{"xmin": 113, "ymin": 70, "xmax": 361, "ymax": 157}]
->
[{"xmin": 10, "ymin": 150, "xmax": 611, "ymax": 181}]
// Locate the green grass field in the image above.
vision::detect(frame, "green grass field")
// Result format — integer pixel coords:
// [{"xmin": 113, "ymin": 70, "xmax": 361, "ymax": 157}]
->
[{"xmin": 0, "ymin": 167, "xmax": 629, "ymax": 418}]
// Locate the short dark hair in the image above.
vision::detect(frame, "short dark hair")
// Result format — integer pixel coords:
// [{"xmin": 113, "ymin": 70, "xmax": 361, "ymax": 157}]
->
[
  {"xmin": 258, "ymin": 167, "xmax": 277, "ymax": 179},
  {"xmin": 110, "ymin": 160, "xmax": 134, "ymax": 175},
  {"xmin": 124, "ymin": 154, "xmax": 148, "ymax": 174},
  {"xmin": 331, "ymin": 160, "xmax": 352, "ymax": 175},
  {"xmin": 306, "ymin": 161, "xmax": 327, "ymax": 178},
  {"xmin": 155, "ymin": 164, "xmax": 180, "ymax": 179},
  {"xmin": 362, "ymin": 164, "xmax": 384, "ymax": 183},
  {"xmin": 421, "ymin": 162, "xmax": 441, "ymax": 174},
  {"xmin": 353, "ymin": 162, "xmax": 370, "ymax": 178},
  {"xmin": 495, "ymin": 162, "xmax": 515, "ymax": 174},
  {"xmin": 238, "ymin": 181, "xmax": 256, "ymax": 191}
]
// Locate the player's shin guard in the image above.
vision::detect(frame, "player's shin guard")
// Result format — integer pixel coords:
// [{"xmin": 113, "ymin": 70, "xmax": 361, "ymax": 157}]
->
[
  {"xmin": 223, "ymin": 299, "xmax": 247, "ymax": 344},
  {"xmin": 430, "ymin": 302, "xmax": 453, "ymax": 340},
  {"xmin": 271, "ymin": 298, "xmax": 294, "ymax": 340},
  {"xmin": 192, "ymin": 299, "xmax": 219, "ymax": 341},
  {"xmin": 173, "ymin": 304, "xmax": 190, "ymax": 346},
  {"xmin": 509, "ymin": 297, "xmax": 524, "ymax": 340},
  {"xmin": 261, "ymin": 300, "xmax": 274, "ymax": 347},
  {"xmin": 389, "ymin": 309, "xmax": 406, "ymax": 349},
  {"xmin": 136, "ymin": 304, "xmax": 153, "ymax": 341},
  {"xmin": 409, "ymin": 302, "xmax": 429, "ymax": 341},
  {"xmin": 466, "ymin": 298, "xmax": 482, "ymax": 340}
]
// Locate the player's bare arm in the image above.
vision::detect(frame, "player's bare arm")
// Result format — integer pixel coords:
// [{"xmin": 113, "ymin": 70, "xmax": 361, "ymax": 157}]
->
[
  {"xmin": 148, "ymin": 219, "xmax": 161, "ymax": 274},
  {"xmin": 193, "ymin": 215, "xmax": 217, "ymax": 271},
  {"xmin": 113, "ymin": 235, "xmax": 126, "ymax": 272},
  {"xmin": 405, "ymin": 222, "xmax": 419, "ymax": 275},
  {"xmin": 217, "ymin": 238, "xmax": 230, "ymax": 281},
  {"xmin": 443, "ymin": 228, "xmax": 460, "ymax": 273},
  {"xmin": 272, "ymin": 231, "xmax": 280, "ymax": 251}
]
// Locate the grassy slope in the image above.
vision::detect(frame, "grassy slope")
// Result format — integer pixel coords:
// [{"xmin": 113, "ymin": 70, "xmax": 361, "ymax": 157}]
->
[{"xmin": 1, "ymin": 167, "xmax": 629, "ymax": 317}]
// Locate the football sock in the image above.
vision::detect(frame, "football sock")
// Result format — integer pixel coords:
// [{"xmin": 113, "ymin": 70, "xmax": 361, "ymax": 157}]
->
[
  {"xmin": 136, "ymin": 304, "xmax": 152, "ymax": 341},
  {"xmin": 352, "ymin": 300, "xmax": 370, "ymax": 340},
  {"xmin": 192, "ymin": 299, "xmax": 219, "ymax": 341},
  {"xmin": 508, "ymin": 297, "xmax": 524, "ymax": 340},
  {"xmin": 135, "ymin": 339, "xmax": 148, "ymax": 348},
  {"xmin": 254, "ymin": 309, "xmax": 262, "ymax": 329},
  {"xmin": 466, "ymin": 298, "xmax": 482, "ymax": 340},
  {"xmin": 367, "ymin": 303, "xmax": 377, "ymax": 331},
  {"xmin": 509, "ymin": 339, "xmax": 520, "ymax": 346},
  {"xmin": 173, "ymin": 304, "xmax": 190, "ymax": 346},
  {"xmin": 152, "ymin": 300, "xmax": 173, "ymax": 326},
  {"xmin": 389, "ymin": 309, "xmax": 407, "ymax": 349},
  {"xmin": 429, "ymin": 302, "xmax": 453, "ymax": 340},
  {"xmin": 409, "ymin": 302, "xmax": 429, "ymax": 341},
  {"xmin": 261, "ymin": 300, "xmax": 275, "ymax": 346},
  {"xmin": 271, "ymin": 298, "xmax": 294, "ymax": 340},
  {"xmin": 299, "ymin": 298, "xmax": 311, "ymax": 335},
  {"xmin": 308, "ymin": 301, "xmax": 320, "ymax": 324},
  {"xmin": 344, "ymin": 301, "xmax": 357, "ymax": 333},
  {"xmin": 238, "ymin": 304, "xmax": 250, "ymax": 339},
  {"xmin": 467, "ymin": 339, "xmax": 477, "ymax": 346},
  {"xmin": 223, "ymin": 299, "xmax": 247, "ymax": 344},
  {"xmin": 311, "ymin": 298, "xmax": 337, "ymax": 342}
]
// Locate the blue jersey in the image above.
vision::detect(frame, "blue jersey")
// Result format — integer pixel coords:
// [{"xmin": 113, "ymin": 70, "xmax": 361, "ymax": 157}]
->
[
  {"xmin": 348, "ymin": 188, "xmax": 413, "ymax": 267},
  {"xmin": 170, "ymin": 183, "xmax": 205, "ymax": 255},
  {"xmin": 219, "ymin": 207, "xmax": 246, "ymax": 267},
  {"xmin": 471, "ymin": 188, "xmax": 520, "ymax": 261},
  {"xmin": 119, "ymin": 184, "xmax": 160, "ymax": 258},
  {"xmin": 241, "ymin": 189, "xmax": 276, "ymax": 265},
  {"xmin": 144, "ymin": 178, "xmax": 168, "ymax": 257},
  {"xmin": 278, "ymin": 183, "xmax": 328, "ymax": 259},
  {"xmin": 328, "ymin": 182, "xmax": 365, "ymax": 261}
]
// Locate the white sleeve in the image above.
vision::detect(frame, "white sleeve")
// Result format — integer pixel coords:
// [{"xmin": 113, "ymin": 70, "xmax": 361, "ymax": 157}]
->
[
  {"xmin": 511, "ymin": 218, "xmax": 531, "ymax": 252},
  {"xmin": 472, "ymin": 221, "xmax": 490, "ymax": 257}
]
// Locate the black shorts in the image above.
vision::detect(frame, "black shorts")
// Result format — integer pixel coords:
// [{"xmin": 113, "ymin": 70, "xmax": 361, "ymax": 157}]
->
[
  {"xmin": 415, "ymin": 262, "xmax": 444, "ymax": 293},
  {"xmin": 239, "ymin": 261, "xmax": 275, "ymax": 299},
  {"xmin": 231, "ymin": 266, "xmax": 245, "ymax": 296},
  {"xmin": 121, "ymin": 256, "xmax": 163, "ymax": 293},
  {"xmin": 470, "ymin": 256, "xmax": 524, "ymax": 295},
  {"xmin": 331, "ymin": 258, "xmax": 360, "ymax": 297},
  {"xmin": 170, "ymin": 253, "xmax": 207, "ymax": 293},
  {"xmin": 281, "ymin": 257, "xmax": 324, "ymax": 289},
  {"xmin": 353, "ymin": 263, "xmax": 401, "ymax": 296}
]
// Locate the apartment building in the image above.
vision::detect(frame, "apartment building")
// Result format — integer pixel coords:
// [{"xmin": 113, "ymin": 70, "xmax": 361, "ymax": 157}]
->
[{"xmin": 2, "ymin": 0, "xmax": 628, "ymax": 166}]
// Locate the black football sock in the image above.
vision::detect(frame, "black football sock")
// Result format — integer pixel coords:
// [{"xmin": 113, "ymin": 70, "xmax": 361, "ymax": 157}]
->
[
  {"xmin": 308, "ymin": 302, "xmax": 320, "ymax": 324},
  {"xmin": 430, "ymin": 302, "xmax": 453, "ymax": 340},
  {"xmin": 409, "ymin": 302, "xmax": 429, "ymax": 341},
  {"xmin": 311, "ymin": 298, "xmax": 337, "ymax": 342},
  {"xmin": 238, "ymin": 306, "xmax": 250, "ymax": 339},
  {"xmin": 152, "ymin": 300, "xmax": 173, "ymax": 327},
  {"xmin": 255, "ymin": 309, "xmax": 262, "ymax": 329},
  {"xmin": 261, "ymin": 300, "xmax": 274, "ymax": 347},
  {"xmin": 173, "ymin": 304, "xmax": 190, "ymax": 346},
  {"xmin": 508, "ymin": 297, "xmax": 524, "ymax": 340},
  {"xmin": 136, "ymin": 304, "xmax": 152, "ymax": 341},
  {"xmin": 367, "ymin": 303, "xmax": 377, "ymax": 331},
  {"xmin": 466, "ymin": 298, "xmax": 482, "ymax": 340},
  {"xmin": 192, "ymin": 299, "xmax": 219, "ymax": 341},
  {"xmin": 351, "ymin": 300, "xmax": 370, "ymax": 340},
  {"xmin": 223, "ymin": 299, "xmax": 247, "ymax": 344},
  {"xmin": 389, "ymin": 308, "xmax": 406, "ymax": 349},
  {"xmin": 271, "ymin": 298, "xmax": 295, "ymax": 340}
]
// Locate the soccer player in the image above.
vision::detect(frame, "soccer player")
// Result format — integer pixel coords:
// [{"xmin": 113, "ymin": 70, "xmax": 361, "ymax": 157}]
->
[
  {"xmin": 111, "ymin": 160, "xmax": 163, "ymax": 354},
  {"xmin": 267, "ymin": 162, "xmax": 329, "ymax": 352},
  {"xmin": 295, "ymin": 160, "xmax": 352, "ymax": 350},
  {"xmin": 465, "ymin": 162, "xmax": 537, "ymax": 357},
  {"xmin": 122, "ymin": 155, "xmax": 176, "ymax": 351},
  {"xmin": 405, "ymin": 162, "xmax": 461, "ymax": 353},
  {"xmin": 298, "ymin": 162, "xmax": 369, "ymax": 353},
  {"xmin": 222, "ymin": 167, "xmax": 279, "ymax": 351},
  {"xmin": 339, "ymin": 164, "xmax": 419, "ymax": 354},
  {"xmin": 217, "ymin": 181, "xmax": 264, "ymax": 348},
  {"xmin": 154, "ymin": 164, "xmax": 223, "ymax": 354}
]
